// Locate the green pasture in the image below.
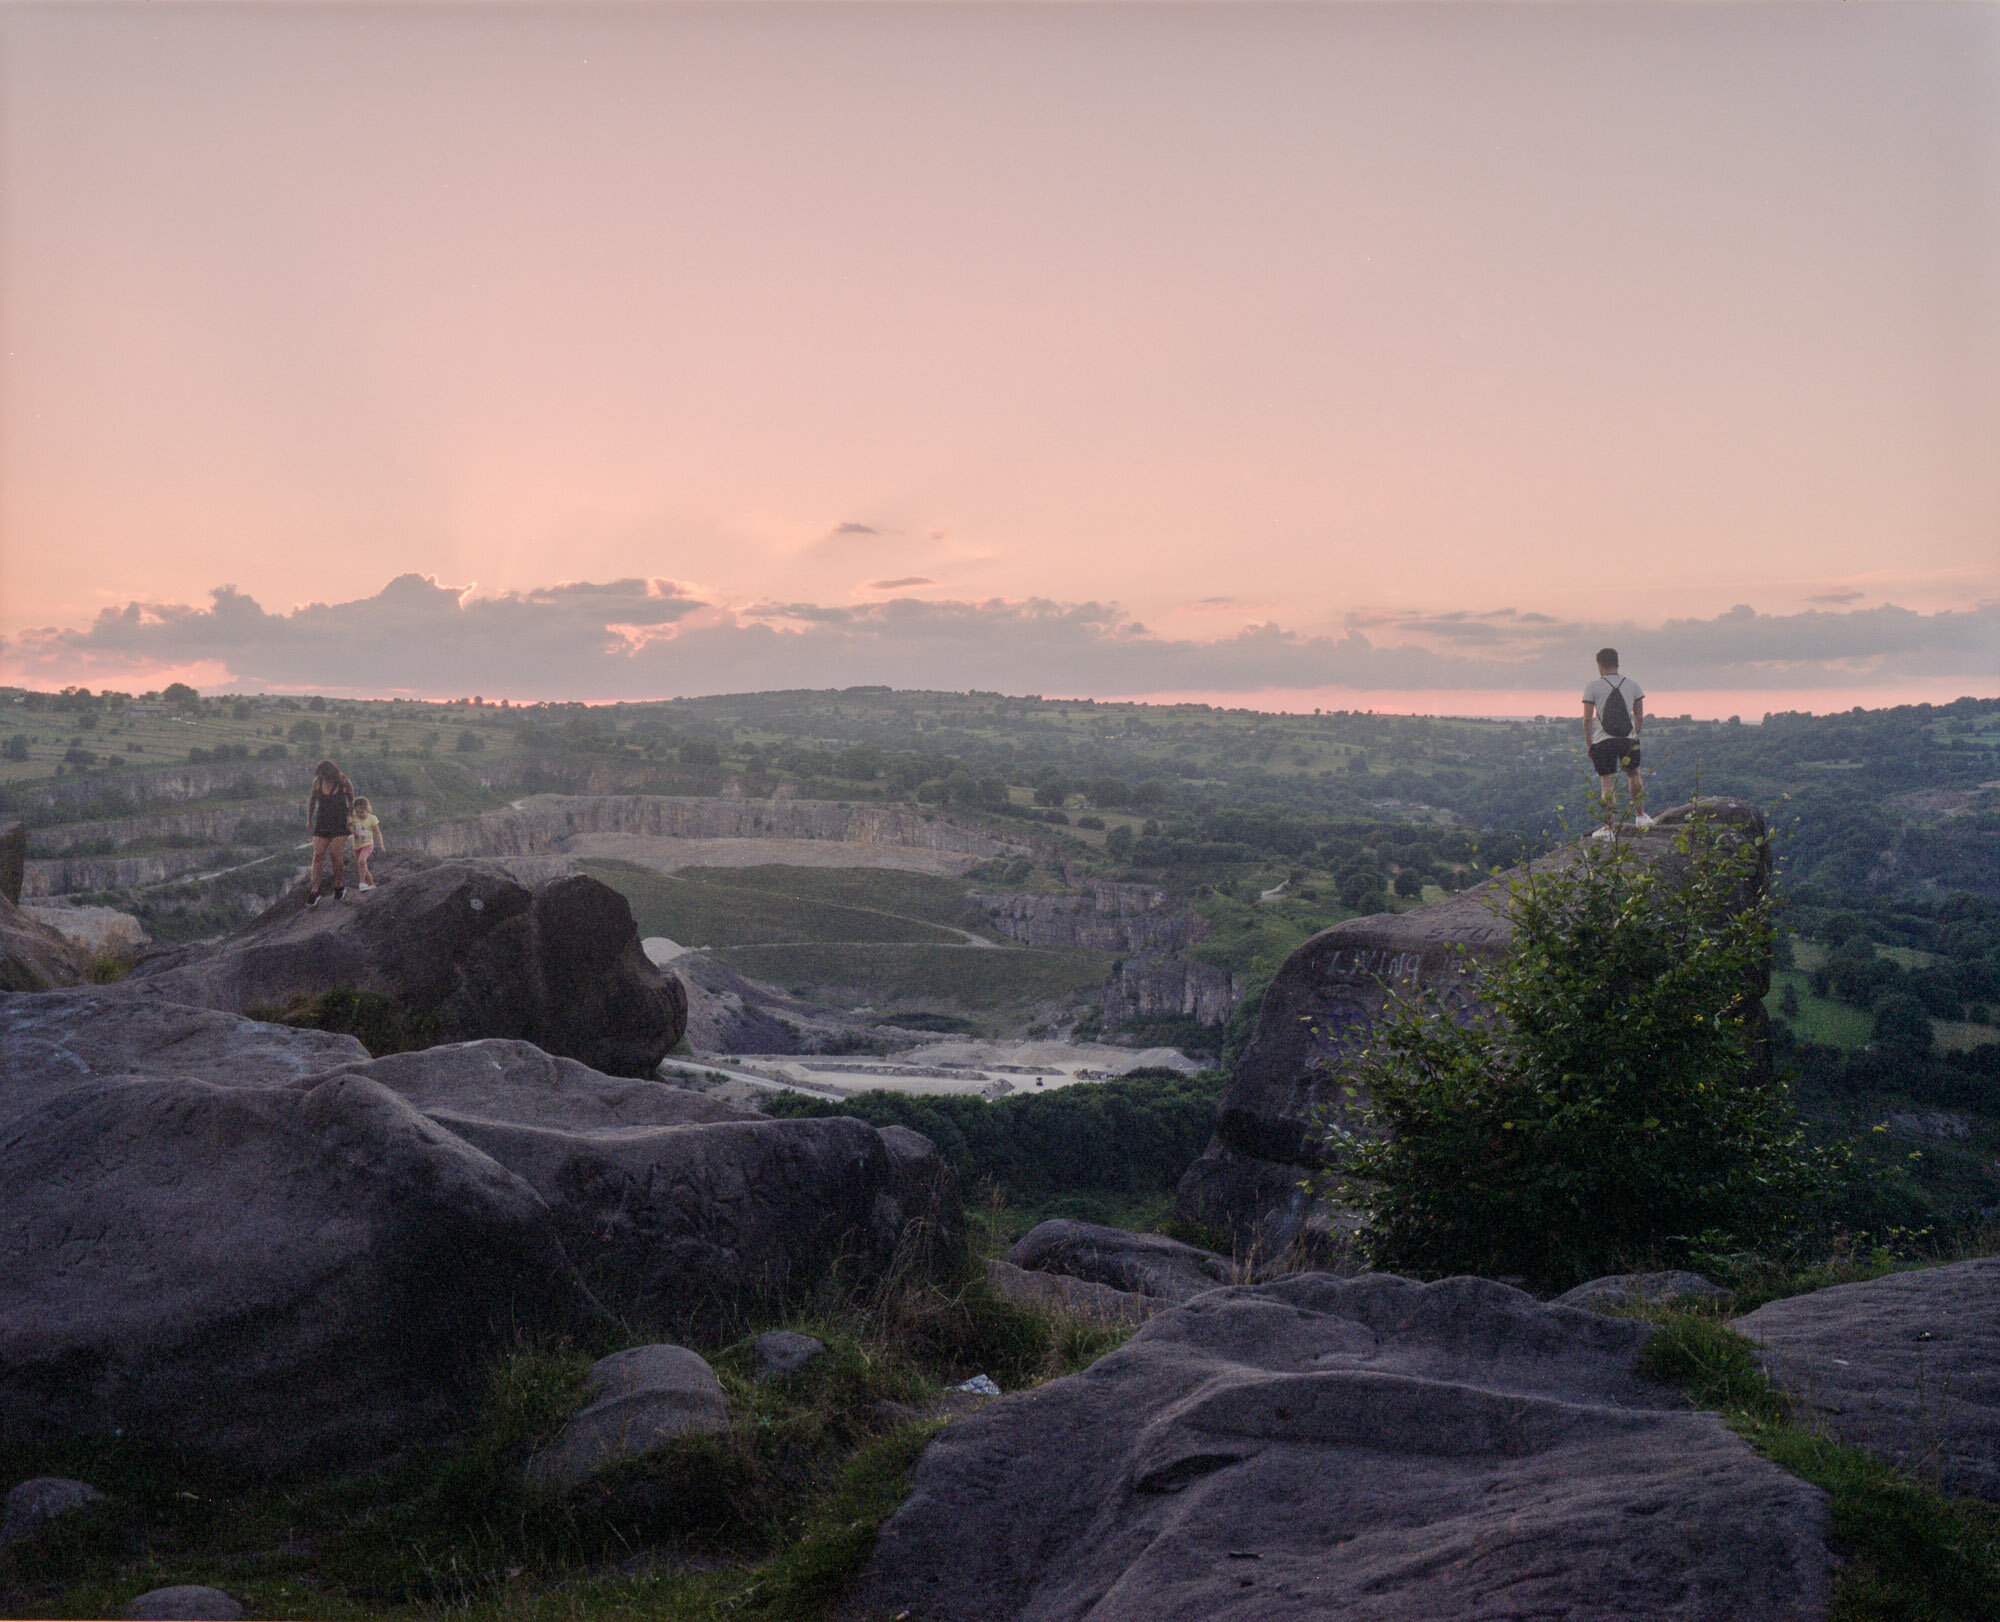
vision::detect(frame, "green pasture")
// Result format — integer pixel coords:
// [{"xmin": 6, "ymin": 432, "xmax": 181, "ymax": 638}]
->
[
  {"xmin": 578, "ymin": 861, "xmax": 967, "ymax": 949},
  {"xmin": 685, "ymin": 864, "xmax": 988, "ymax": 931}
]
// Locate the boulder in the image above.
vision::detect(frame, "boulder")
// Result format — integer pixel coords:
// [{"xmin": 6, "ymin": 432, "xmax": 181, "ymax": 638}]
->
[
  {"xmin": 111, "ymin": 853, "xmax": 686, "ymax": 1076},
  {"xmin": 985, "ymin": 1259, "xmax": 1158, "ymax": 1326},
  {"xmin": 1177, "ymin": 799, "xmax": 1771, "ymax": 1255},
  {"xmin": 1, "ymin": 1476, "xmax": 104, "ymax": 1547},
  {"xmin": 326, "ymin": 1041, "xmax": 965, "ymax": 1326},
  {"xmin": 525, "ymin": 1345, "xmax": 729, "ymax": 1493},
  {"xmin": 1556, "ymin": 1271, "xmax": 1736, "ymax": 1313},
  {"xmin": 1007, "ymin": 1219, "xmax": 1236, "ymax": 1303},
  {"xmin": 0, "ymin": 991, "xmax": 366, "ymax": 1123},
  {"xmin": 1734, "ymin": 1258, "xmax": 2000, "ymax": 1502},
  {"xmin": 121, "ymin": 1586, "xmax": 242, "ymax": 1620},
  {"xmin": 18, "ymin": 903, "xmax": 149, "ymax": 958},
  {"xmin": 0, "ymin": 892, "xmax": 90, "ymax": 993},
  {"xmin": 0, "ymin": 1069, "xmax": 599, "ymax": 1472},
  {"xmin": 754, "ymin": 1331, "xmax": 827, "ymax": 1381},
  {"xmin": 857, "ymin": 1273, "xmax": 1831, "ymax": 1621}
]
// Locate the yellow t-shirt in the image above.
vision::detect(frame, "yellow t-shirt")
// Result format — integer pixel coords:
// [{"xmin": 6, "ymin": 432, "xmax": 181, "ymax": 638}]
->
[{"xmin": 350, "ymin": 812, "xmax": 381, "ymax": 847}]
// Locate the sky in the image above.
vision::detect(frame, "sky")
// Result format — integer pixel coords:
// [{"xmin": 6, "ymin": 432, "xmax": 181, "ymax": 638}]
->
[{"xmin": 2, "ymin": 2, "xmax": 1996, "ymax": 717}]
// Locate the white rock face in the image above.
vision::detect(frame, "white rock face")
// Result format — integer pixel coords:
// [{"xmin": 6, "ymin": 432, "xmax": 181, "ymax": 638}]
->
[{"xmin": 18, "ymin": 903, "xmax": 149, "ymax": 956}]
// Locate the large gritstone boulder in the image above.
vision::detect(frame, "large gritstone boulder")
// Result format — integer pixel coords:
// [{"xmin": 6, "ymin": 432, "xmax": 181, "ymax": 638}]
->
[
  {"xmin": 0, "ymin": 1070, "xmax": 599, "ymax": 1473},
  {"xmin": 1176, "ymin": 799, "xmax": 1770, "ymax": 1256},
  {"xmin": 326, "ymin": 1041, "xmax": 964, "ymax": 1325},
  {"xmin": 111, "ymin": 853, "xmax": 686, "ymax": 1076},
  {"xmin": 0, "ymin": 893, "xmax": 90, "ymax": 993},
  {"xmin": 1735, "ymin": 1258, "xmax": 2000, "ymax": 1502},
  {"xmin": 0, "ymin": 994, "xmax": 962, "ymax": 1341},
  {"xmin": 857, "ymin": 1273, "xmax": 1831, "ymax": 1622}
]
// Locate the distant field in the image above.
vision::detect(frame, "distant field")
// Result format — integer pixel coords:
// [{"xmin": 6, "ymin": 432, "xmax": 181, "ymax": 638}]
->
[
  {"xmin": 1768, "ymin": 972, "xmax": 1873, "ymax": 1049},
  {"xmin": 716, "ymin": 941, "xmax": 1117, "ymax": 1011},
  {"xmin": 580, "ymin": 859, "xmax": 965, "ymax": 948}
]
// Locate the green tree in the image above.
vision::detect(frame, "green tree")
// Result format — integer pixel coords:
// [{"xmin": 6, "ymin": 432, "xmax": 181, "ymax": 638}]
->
[
  {"xmin": 1313, "ymin": 812, "xmax": 1833, "ymax": 1289},
  {"xmin": 1105, "ymin": 824, "xmax": 1135, "ymax": 860}
]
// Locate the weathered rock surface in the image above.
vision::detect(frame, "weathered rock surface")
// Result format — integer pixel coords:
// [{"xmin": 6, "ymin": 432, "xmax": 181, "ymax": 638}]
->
[
  {"xmin": 1735, "ymin": 1258, "xmax": 2000, "ymax": 1502},
  {"xmin": 112, "ymin": 853, "xmax": 686, "ymax": 1076},
  {"xmin": 754, "ymin": 1331, "xmax": 827, "ymax": 1381},
  {"xmin": 0, "ymin": 991, "xmax": 367, "ymax": 1122},
  {"xmin": 0, "ymin": 893, "xmax": 92, "ymax": 992},
  {"xmin": 122, "ymin": 1585, "xmax": 243, "ymax": 1620},
  {"xmin": 1177, "ymin": 799, "xmax": 1771, "ymax": 1255},
  {"xmin": 1556, "ymin": 1271, "xmax": 1736, "ymax": 1312},
  {"xmin": 326, "ymin": 1041, "xmax": 961, "ymax": 1325},
  {"xmin": 525, "ymin": 1345, "xmax": 729, "ymax": 1493},
  {"xmin": 858, "ymin": 1273, "xmax": 1831, "ymax": 1622},
  {"xmin": 985, "ymin": 1259, "xmax": 1158, "ymax": 1326},
  {"xmin": 1008, "ymin": 1219, "xmax": 1236, "ymax": 1304},
  {"xmin": 1, "ymin": 1477, "xmax": 103, "ymax": 1547},
  {"xmin": 22, "ymin": 849, "xmax": 225, "ymax": 899},
  {"xmin": 0, "ymin": 1069, "xmax": 599, "ymax": 1472}
]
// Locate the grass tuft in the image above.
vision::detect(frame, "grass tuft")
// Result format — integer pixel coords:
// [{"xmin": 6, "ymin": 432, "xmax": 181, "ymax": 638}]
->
[{"xmin": 1637, "ymin": 1308, "xmax": 2000, "ymax": 1622}]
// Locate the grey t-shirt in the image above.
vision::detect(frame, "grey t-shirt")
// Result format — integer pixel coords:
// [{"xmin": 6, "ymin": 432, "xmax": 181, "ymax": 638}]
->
[{"xmin": 1584, "ymin": 673, "xmax": 1644, "ymax": 746}]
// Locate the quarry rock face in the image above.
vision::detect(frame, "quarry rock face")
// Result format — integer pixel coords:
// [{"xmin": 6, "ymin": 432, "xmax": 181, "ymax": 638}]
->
[
  {"xmin": 0, "ymin": 1069, "xmax": 600, "ymax": 1472},
  {"xmin": 329, "ymin": 1041, "xmax": 963, "ymax": 1325},
  {"xmin": 413, "ymin": 792, "xmax": 1019, "ymax": 863},
  {"xmin": 0, "ymin": 894, "xmax": 92, "ymax": 992},
  {"xmin": 1176, "ymin": 799, "xmax": 1770, "ymax": 1255},
  {"xmin": 1102, "ymin": 951, "xmax": 1241, "ymax": 1028},
  {"xmin": 111, "ymin": 854, "xmax": 687, "ymax": 1077},
  {"xmin": 976, "ymin": 882, "xmax": 1201, "ymax": 953},
  {"xmin": 858, "ymin": 1272, "xmax": 1830, "ymax": 1622},
  {"xmin": 1735, "ymin": 1257, "xmax": 2000, "ymax": 1502}
]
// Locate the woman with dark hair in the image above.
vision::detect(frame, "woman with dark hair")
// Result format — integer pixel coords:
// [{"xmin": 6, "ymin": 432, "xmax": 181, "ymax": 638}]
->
[{"xmin": 306, "ymin": 758, "xmax": 355, "ymax": 907}]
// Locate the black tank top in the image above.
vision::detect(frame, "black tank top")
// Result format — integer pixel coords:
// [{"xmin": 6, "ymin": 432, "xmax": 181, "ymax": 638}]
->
[{"xmin": 311, "ymin": 785, "xmax": 353, "ymax": 838}]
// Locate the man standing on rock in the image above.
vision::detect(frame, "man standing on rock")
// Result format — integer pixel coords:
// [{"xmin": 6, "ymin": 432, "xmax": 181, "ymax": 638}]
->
[{"xmin": 1583, "ymin": 648, "xmax": 1654, "ymax": 831}]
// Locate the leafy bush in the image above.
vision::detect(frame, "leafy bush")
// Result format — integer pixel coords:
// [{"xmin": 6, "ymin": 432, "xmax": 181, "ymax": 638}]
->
[
  {"xmin": 1314, "ymin": 811, "xmax": 1839, "ymax": 1289},
  {"xmin": 764, "ymin": 1070, "xmax": 1223, "ymax": 1203}
]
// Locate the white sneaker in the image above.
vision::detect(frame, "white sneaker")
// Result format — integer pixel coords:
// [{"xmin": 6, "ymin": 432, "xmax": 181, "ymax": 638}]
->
[
  {"xmin": 1633, "ymin": 814, "xmax": 1657, "ymax": 829},
  {"xmin": 1590, "ymin": 825, "xmax": 1615, "ymax": 840},
  {"xmin": 360, "ymin": 881, "xmax": 375, "ymax": 892}
]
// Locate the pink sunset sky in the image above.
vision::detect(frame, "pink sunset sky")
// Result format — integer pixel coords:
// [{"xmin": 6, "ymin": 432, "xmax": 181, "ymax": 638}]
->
[{"xmin": 2, "ymin": 3, "xmax": 1995, "ymax": 718}]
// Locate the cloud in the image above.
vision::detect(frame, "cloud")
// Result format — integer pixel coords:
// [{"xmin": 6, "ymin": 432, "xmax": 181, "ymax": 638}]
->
[
  {"xmin": 833, "ymin": 522, "xmax": 878, "ymax": 535},
  {"xmin": 865, "ymin": 577, "xmax": 934, "ymax": 591},
  {"xmin": 3, "ymin": 576, "xmax": 1995, "ymax": 703},
  {"xmin": 1809, "ymin": 589, "xmax": 1866, "ymax": 605}
]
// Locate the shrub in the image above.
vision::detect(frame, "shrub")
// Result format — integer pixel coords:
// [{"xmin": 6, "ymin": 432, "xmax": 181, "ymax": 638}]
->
[{"xmin": 1313, "ymin": 810, "xmax": 1839, "ymax": 1290}]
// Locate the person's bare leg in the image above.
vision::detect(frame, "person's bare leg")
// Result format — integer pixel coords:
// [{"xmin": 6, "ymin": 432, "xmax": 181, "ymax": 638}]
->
[
  {"xmin": 330, "ymin": 837, "xmax": 347, "ymax": 893},
  {"xmin": 1626, "ymin": 766, "xmax": 1646, "ymax": 818},
  {"xmin": 310, "ymin": 836, "xmax": 328, "ymax": 894}
]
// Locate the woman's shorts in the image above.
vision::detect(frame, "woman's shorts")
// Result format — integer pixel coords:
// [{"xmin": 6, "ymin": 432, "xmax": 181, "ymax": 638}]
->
[{"xmin": 1589, "ymin": 738, "xmax": 1641, "ymax": 776}]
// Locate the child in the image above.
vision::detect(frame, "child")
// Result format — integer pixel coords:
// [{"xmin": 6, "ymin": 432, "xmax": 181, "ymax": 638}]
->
[{"xmin": 349, "ymin": 795, "xmax": 386, "ymax": 891}]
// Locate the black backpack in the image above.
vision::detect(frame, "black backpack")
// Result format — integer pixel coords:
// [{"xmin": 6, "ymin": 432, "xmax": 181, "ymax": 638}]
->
[{"xmin": 1599, "ymin": 677, "xmax": 1633, "ymax": 739}]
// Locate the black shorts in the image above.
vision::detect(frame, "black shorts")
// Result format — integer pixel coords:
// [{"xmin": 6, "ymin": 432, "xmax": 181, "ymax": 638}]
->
[
  {"xmin": 312, "ymin": 824, "xmax": 350, "ymax": 842},
  {"xmin": 1589, "ymin": 738, "xmax": 1641, "ymax": 776}
]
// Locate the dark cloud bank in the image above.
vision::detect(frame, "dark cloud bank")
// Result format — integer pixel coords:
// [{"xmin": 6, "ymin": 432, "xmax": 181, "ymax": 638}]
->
[{"xmin": 6, "ymin": 573, "xmax": 1995, "ymax": 704}]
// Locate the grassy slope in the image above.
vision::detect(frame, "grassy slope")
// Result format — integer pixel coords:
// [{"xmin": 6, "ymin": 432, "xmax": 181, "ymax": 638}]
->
[{"xmin": 579, "ymin": 860, "xmax": 964, "ymax": 949}]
